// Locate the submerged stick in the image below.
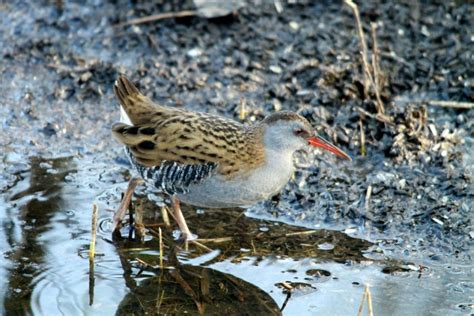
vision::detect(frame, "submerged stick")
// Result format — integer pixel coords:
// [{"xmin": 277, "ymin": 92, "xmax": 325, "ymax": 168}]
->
[
  {"xmin": 89, "ymin": 203, "xmax": 98, "ymax": 305},
  {"xmin": 280, "ymin": 291, "xmax": 292, "ymax": 312},
  {"xmin": 89, "ymin": 203, "xmax": 98, "ymax": 258},
  {"xmin": 356, "ymin": 285, "xmax": 368, "ymax": 316},
  {"xmin": 357, "ymin": 284, "xmax": 374, "ymax": 316},
  {"xmin": 366, "ymin": 285, "xmax": 374, "ymax": 316}
]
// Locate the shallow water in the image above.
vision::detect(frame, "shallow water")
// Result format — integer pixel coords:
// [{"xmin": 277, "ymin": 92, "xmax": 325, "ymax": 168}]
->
[{"xmin": 1, "ymin": 154, "xmax": 473, "ymax": 315}]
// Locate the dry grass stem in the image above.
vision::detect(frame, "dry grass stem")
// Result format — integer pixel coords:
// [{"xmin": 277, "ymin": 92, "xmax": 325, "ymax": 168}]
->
[
  {"xmin": 359, "ymin": 119, "xmax": 366, "ymax": 156},
  {"xmin": 135, "ymin": 257, "xmax": 174, "ymax": 270},
  {"xmin": 365, "ymin": 185, "xmax": 372, "ymax": 211},
  {"xmin": 239, "ymin": 97, "xmax": 247, "ymax": 121},
  {"xmin": 89, "ymin": 203, "xmax": 98, "ymax": 259},
  {"xmin": 427, "ymin": 100, "xmax": 474, "ymax": 109},
  {"xmin": 120, "ymin": 247, "xmax": 156, "ymax": 252},
  {"xmin": 285, "ymin": 230, "xmax": 318, "ymax": 237},
  {"xmin": 117, "ymin": 10, "xmax": 197, "ymax": 27},
  {"xmin": 344, "ymin": 0, "xmax": 386, "ymax": 115},
  {"xmin": 190, "ymin": 240, "xmax": 213, "ymax": 252},
  {"xmin": 161, "ymin": 206, "xmax": 170, "ymax": 227},
  {"xmin": 196, "ymin": 237, "xmax": 233, "ymax": 243},
  {"xmin": 344, "ymin": 0, "xmax": 369, "ymax": 96},
  {"xmin": 134, "ymin": 200, "xmax": 145, "ymax": 240},
  {"xmin": 356, "ymin": 107, "xmax": 393, "ymax": 125},
  {"xmin": 370, "ymin": 23, "xmax": 384, "ymax": 114},
  {"xmin": 159, "ymin": 227, "xmax": 164, "ymax": 269}
]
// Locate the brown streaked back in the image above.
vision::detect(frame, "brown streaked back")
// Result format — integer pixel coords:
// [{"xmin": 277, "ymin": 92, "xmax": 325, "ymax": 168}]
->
[{"xmin": 112, "ymin": 75, "xmax": 266, "ymax": 178}]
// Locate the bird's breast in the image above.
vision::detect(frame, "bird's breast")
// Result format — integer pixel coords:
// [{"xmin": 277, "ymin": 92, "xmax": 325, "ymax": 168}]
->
[{"xmin": 178, "ymin": 150, "xmax": 295, "ymax": 208}]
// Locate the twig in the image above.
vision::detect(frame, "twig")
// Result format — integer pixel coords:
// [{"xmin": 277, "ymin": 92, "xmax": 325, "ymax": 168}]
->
[
  {"xmin": 89, "ymin": 203, "xmax": 98, "ymax": 258},
  {"xmin": 117, "ymin": 10, "xmax": 198, "ymax": 27},
  {"xmin": 427, "ymin": 100, "xmax": 474, "ymax": 109},
  {"xmin": 359, "ymin": 119, "xmax": 366, "ymax": 156}
]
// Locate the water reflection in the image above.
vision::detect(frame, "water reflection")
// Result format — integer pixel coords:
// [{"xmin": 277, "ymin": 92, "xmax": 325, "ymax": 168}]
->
[
  {"xmin": 2, "ymin": 157, "xmax": 73, "ymax": 314},
  {"xmin": 113, "ymin": 245, "xmax": 281, "ymax": 315}
]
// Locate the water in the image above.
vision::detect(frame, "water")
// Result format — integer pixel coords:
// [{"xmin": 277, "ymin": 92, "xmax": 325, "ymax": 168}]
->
[{"xmin": 1, "ymin": 155, "xmax": 472, "ymax": 314}]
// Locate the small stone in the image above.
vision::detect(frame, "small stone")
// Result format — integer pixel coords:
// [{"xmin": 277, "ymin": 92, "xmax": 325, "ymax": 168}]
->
[
  {"xmin": 187, "ymin": 48, "xmax": 203, "ymax": 58},
  {"xmin": 269, "ymin": 65, "xmax": 282, "ymax": 74},
  {"xmin": 318, "ymin": 243, "xmax": 335, "ymax": 250},
  {"xmin": 398, "ymin": 179, "xmax": 407, "ymax": 190},
  {"xmin": 80, "ymin": 71, "xmax": 92, "ymax": 83},
  {"xmin": 289, "ymin": 21, "xmax": 299, "ymax": 31},
  {"xmin": 432, "ymin": 217, "xmax": 444, "ymax": 225}
]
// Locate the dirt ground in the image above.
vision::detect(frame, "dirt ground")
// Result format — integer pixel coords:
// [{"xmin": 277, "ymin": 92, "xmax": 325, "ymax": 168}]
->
[{"xmin": 1, "ymin": 0, "xmax": 473, "ymax": 314}]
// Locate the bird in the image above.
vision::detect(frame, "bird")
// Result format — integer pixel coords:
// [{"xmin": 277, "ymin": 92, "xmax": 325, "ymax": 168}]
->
[{"xmin": 111, "ymin": 75, "xmax": 351, "ymax": 240}]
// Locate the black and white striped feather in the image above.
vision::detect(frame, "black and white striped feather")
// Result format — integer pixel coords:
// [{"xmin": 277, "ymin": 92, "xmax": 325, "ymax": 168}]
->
[{"xmin": 125, "ymin": 148, "xmax": 218, "ymax": 195}]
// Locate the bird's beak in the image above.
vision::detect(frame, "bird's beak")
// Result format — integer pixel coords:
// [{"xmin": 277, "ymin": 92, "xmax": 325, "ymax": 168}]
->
[{"xmin": 307, "ymin": 136, "xmax": 352, "ymax": 161}]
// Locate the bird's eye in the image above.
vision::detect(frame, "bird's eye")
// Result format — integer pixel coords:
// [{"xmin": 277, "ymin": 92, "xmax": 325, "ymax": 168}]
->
[{"xmin": 294, "ymin": 128, "xmax": 305, "ymax": 136}]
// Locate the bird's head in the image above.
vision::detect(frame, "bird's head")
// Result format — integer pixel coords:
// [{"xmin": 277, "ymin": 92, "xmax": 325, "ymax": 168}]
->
[{"xmin": 260, "ymin": 111, "xmax": 351, "ymax": 160}]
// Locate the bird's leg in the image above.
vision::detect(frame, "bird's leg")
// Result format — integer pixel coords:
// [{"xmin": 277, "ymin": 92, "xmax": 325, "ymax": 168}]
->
[
  {"xmin": 113, "ymin": 177, "xmax": 144, "ymax": 232},
  {"xmin": 171, "ymin": 195, "xmax": 195, "ymax": 240}
]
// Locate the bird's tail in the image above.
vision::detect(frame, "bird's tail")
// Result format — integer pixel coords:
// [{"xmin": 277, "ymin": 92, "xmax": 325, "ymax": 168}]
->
[{"xmin": 113, "ymin": 75, "xmax": 159, "ymax": 126}]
